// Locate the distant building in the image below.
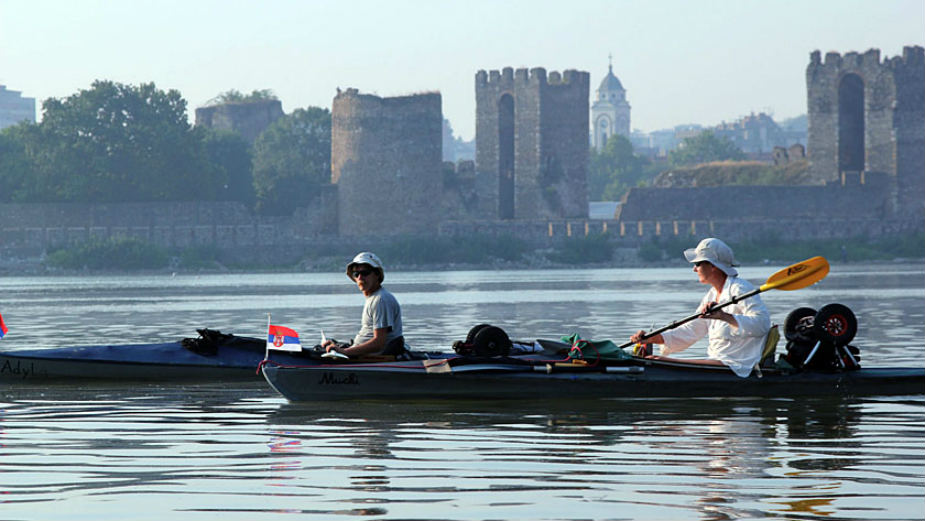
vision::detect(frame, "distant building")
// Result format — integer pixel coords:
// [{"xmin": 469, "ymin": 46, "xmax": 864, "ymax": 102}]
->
[
  {"xmin": 714, "ymin": 112, "xmax": 790, "ymax": 154},
  {"xmin": 0, "ymin": 85, "xmax": 36, "ymax": 130},
  {"xmin": 590, "ymin": 56, "xmax": 630, "ymax": 150}
]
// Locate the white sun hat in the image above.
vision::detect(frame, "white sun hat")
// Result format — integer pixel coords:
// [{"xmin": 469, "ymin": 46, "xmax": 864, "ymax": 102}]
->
[
  {"xmin": 683, "ymin": 238, "xmax": 739, "ymax": 277},
  {"xmin": 346, "ymin": 252, "xmax": 385, "ymax": 281}
]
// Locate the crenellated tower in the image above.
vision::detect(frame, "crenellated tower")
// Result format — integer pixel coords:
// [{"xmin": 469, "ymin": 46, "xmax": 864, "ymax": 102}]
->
[
  {"xmin": 475, "ymin": 67, "xmax": 590, "ymax": 220},
  {"xmin": 806, "ymin": 46, "xmax": 925, "ymax": 218}
]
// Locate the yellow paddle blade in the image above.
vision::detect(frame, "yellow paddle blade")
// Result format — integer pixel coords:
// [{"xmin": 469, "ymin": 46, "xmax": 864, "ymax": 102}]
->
[{"xmin": 760, "ymin": 256, "xmax": 830, "ymax": 292}]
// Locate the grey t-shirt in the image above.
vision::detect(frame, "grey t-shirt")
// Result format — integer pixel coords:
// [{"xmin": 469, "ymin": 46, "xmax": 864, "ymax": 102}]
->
[{"xmin": 353, "ymin": 287, "xmax": 403, "ymax": 349}]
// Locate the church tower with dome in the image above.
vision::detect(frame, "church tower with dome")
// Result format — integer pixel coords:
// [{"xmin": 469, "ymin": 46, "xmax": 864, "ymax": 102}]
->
[{"xmin": 591, "ymin": 55, "xmax": 631, "ymax": 150}]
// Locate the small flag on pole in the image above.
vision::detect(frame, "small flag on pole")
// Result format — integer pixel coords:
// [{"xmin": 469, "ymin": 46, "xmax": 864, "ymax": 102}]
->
[
  {"xmin": 0, "ymin": 312, "xmax": 7, "ymax": 339},
  {"xmin": 267, "ymin": 323, "xmax": 302, "ymax": 352}
]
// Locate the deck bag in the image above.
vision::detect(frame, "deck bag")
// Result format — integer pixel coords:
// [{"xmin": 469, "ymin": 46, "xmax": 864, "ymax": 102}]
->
[
  {"xmin": 561, "ymin": 334, "xmax": 633, "ymax": 362},
  {"xmin": 182, "ymin": 328, "xmax": 263, "ymax": 356}
]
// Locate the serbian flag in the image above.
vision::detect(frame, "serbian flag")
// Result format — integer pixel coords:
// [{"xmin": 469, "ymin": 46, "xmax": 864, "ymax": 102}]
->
[
  {"xmin": 0, "ymin": 312, "xmax": 6, "ymax": 339},
  {"xmin": 267, "ymin": 324, "xmax": 302, "ymax": 352}
]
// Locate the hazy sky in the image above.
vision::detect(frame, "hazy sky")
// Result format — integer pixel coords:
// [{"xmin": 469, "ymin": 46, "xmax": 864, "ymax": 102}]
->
[{"xmin": 1, "ymin": 0, "xmax": 923, "ymax": 140}]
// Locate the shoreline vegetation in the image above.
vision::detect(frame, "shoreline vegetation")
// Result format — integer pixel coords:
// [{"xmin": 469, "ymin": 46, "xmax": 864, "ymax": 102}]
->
[{"xmin": 1, "ymin": 232, "xmax": 922, "ymax": 276}]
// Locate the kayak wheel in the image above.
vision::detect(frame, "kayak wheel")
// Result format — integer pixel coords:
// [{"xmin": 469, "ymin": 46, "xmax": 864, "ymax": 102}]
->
[
  {"xmin": 813, "ymin": 303, "xmax": 857, "ymax": 346},
  {"xmin": 784, "ymin": 307, "xmax": 817, "ymax": 342},
  {"xmin": 472, "ymin": 325, "xmax": 512, "ymax": 357},
  {"xmin": 465, "ymin": 324, "xmax": 492, "ymax": 344}
]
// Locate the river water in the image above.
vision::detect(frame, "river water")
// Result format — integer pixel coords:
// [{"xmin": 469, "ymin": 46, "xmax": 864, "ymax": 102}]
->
[{"xmin": 0, "ymin": 263, "xmax": 923, "ymax": 520}]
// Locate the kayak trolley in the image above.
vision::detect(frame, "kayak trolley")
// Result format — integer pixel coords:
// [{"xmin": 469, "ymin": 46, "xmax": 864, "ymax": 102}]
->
[{"xmin": 783, "ymin": 303, "xmax": 860, "ymax": 370}]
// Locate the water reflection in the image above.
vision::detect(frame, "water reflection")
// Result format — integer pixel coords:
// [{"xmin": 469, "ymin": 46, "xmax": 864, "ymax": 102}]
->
[{"xmin": 0, "ymin": 383, "xmax": 922, "ymax": 520}]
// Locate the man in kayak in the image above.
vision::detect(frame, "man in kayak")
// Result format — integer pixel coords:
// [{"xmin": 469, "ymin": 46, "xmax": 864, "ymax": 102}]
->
[
  {"xmin": 323, "ymin": 252, "xmax": 406, "ymax": 357},
  {"xmin": 630, "ymin": 238, "xmax": 771, "ymax": 377}
]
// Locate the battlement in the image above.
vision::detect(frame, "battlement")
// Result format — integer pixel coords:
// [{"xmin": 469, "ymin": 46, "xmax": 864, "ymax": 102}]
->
[
  {"xmin": 333, "ymin": 88, "xmax": 441, "ymax": 109},
  {"xmin": 476, "ymin": 67, "xmax": 589, "ymax": 88},
  {"xmin": 809, "ymin": 46, "xmax": 925, "ymax": 71}
]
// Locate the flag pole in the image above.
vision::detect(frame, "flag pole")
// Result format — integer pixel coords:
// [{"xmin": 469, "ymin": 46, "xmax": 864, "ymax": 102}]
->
[{"xmin": 264, "ymin": 313, "xmax": 271, "ymax": 361}]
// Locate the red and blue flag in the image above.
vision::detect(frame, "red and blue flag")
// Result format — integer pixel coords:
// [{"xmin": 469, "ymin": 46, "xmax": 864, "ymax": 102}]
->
[
  {"xmin": 0, "ymin": 312, "xmax": 7, "ymax": 339},
  {"xmin": 267, "ymin": 324, "xmax": 301, "ymax": 352}
]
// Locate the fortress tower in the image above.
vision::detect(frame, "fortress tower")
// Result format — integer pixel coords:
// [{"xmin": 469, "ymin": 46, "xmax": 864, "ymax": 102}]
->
[
  {"xmin": 195, "ymin": 99, "xmax": 284, "ymax": 145},
  {"xmin": 806, "ymin": 46, "xmax": 925, "ymax": 218},
  {"xmin": 475, "ymin": 67, "xmax": 590, "ymax": 220},
  {"xmin": 331, "ymin": 89, "xmax": 442, "ymax": 236}
]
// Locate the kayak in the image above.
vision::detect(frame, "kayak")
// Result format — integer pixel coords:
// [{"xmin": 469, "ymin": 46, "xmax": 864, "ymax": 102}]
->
[
  {"xmin": 0, "ymin": 330, "xmax": 313, "ymax": 382},
  {"xmin": 260, "ymin": 353, "xmax": 925, "ymax": 401}
]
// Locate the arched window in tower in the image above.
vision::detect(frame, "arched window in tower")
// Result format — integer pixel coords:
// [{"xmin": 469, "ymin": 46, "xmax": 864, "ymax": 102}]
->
[
  {"xmin": 838, "ymin": 73, "xmax": 865, "ymax": 173},
  {"xmin": 498, "ymin": 94, "xmax": 515, "ymax": 219}
]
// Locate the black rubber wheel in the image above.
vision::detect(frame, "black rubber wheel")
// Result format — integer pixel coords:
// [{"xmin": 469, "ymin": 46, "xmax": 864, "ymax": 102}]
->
[
  {"xmin": 784, "ymin": 307, "xmax": 817, "ymax": 342},
  {"xmin": 465, "ymin": 323, "xmax": 492, "ymax": 344},
  {"xmin": 813, "ymin": 304, "xmax": 857, "ymax": 346},
  {"xmin": 473, "ymin": 325, "xmax": 512, "ymax": 357}
]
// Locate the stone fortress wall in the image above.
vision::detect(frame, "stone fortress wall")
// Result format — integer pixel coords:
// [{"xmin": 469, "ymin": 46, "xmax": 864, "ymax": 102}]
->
[
  {"xmin": 615, "ymin": 46, "xmax": 924, "ymax": 225},
  {"xmin": 475, "ymin": 67, "xmax": 590, "ymax": 220},
  {"xmin": 331, "ymin": 89, "xmax": 443, "ymax": 236},
  {"xmin": 195, "ymin": 99, "xmax": 285, "ymax": 145},
  {"xmin": 1, "ymin": 49, "xmax": 922, "ymax": 262},
  {"xmin": 805, "ymin": 46, "xmax": 924, "ymax": 218}
]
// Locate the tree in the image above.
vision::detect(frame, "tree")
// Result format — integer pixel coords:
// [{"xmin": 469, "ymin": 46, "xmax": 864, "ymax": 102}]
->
[
  {"xmin": 198, "ymin": 128, "xmax": 255, "ymax": 204},
  {"xmin": 33, "ymin": 80, "xmax": 208, "ymax": 202},
  {"xmin": 668, "ymin": 130, "xmax": 745, "ymax": 167},
  {"xmin": 0, "ymin": 123, "xmax": 35, "ymax": 201},
  {"xmin": 210, "ymin": 89, "xmax": 277, "ymax": 104},
  {"xmin": 252, "ymin": 107, "xmax": 331, "ymax": 215},
  {"xmin": 588, "ymin": 135, "xmax": 652, "ymax": 201}
]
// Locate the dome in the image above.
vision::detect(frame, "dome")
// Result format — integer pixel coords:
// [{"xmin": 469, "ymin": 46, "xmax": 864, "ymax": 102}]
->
[{"xmin": 598, "ymin": 64, "xmax": 624, "ymax": 92}]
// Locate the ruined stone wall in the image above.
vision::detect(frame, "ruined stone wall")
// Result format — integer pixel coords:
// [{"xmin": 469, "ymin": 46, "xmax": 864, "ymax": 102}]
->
[
  {"xmin": 475, "ymin": 67, "xmax": 590, "ymax": 220},
  {"xmin": 194, "ymin": 100, "xmax": 285, "ymax": 145},
  {"xmin": 0, "ymin": 200, "xmax": 336, "ymax": 259},
  {"xmin": 806, "ymin": 46, "xmax": 924, "ymax": 217},
  {"xmin": 440, "ymin": 215, "xmax": 920, "ymax": 248},
  {"xmin": 615, "ymin": 174, "xmax": 891, "ymax": 221},
  {"xmin": 331, "ymin": 89, "xmax": 442, "ymax": 236}
]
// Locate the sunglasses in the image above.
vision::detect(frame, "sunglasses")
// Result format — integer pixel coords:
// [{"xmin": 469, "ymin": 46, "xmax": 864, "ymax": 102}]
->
[
  {"xmin": 694, "ymin": 261, "xmax": 709, "ymax": 267},
  {"xmin": 352, "ymin": 269, "xmax": 373, "ymax": 279}
]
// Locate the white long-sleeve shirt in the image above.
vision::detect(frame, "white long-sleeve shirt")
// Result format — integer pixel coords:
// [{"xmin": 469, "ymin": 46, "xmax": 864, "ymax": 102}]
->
[{"xmin": 659, "ymin": 276, "xmax": 771, "ymax": 377}]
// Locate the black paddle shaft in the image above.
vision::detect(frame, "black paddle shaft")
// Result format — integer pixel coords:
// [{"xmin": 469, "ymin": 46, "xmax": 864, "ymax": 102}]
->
[{"xmin": 618, "ymin": 287, "xmax": 761, "ymax": 349}]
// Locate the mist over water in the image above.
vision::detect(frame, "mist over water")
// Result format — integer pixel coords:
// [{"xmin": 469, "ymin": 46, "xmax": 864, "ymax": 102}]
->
[{"xmin": 0, "ymin": 264, "xmax": 922, "ymax": 520}]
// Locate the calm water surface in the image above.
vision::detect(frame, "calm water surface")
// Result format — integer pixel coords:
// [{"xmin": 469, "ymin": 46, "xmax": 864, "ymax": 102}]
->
[{"xmin": 0, "ymin": 263, "xmax": 923, "ymax": 520}]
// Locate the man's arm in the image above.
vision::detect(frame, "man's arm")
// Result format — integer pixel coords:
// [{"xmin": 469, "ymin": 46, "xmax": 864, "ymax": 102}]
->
[{"xmin": 342, "ymin": 327, "xmax": 389, "ymax": 357}]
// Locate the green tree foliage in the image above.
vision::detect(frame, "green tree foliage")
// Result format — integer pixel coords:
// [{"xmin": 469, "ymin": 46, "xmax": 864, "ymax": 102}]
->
[
  {"xmin": 588, "ymin": 135, "xmax": 652, "ymax": 201},
  {"xmin": 198, "ymin": 129, "xmax": 255, "ymax": 205},
  {"xmin": 45, "ymin": 237, "xmax": 169, "ymax": 270},
  {"xmin": 9, "ymin": 81, "xmax": 204, "ymax": 201},
  {"xmin": 0, "ymin": 81, "xmax": 257, "ymax": 204},
  {"xmin": 252, "ymin": 107, "xmax": 331, "ymax": 215},
  {"xmin": 668, "ymin": 130, "xmax": 745, "ymax": 167},
  {"xmin": 211, "ymin": 89, "xmax": 277, "ymax": 104},
  {"xmin": 0, "ymin": 123, "xmax": 38, "ymax": 201}
]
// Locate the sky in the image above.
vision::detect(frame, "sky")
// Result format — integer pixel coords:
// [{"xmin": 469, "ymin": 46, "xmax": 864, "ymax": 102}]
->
[{"xmin": 1, "ymin": 0, "xmax": 923, "ymax": 140}]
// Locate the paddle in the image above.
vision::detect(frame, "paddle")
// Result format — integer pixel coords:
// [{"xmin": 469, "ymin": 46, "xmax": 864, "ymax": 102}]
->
[{"xmin": 620, "ymin": 256, "xmax": 830, "ymax": 349}]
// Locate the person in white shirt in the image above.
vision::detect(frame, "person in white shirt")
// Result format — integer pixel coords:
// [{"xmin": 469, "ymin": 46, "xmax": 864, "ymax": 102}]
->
[{"xmin": 630, "ymin": 238, "xmax": 771, "ymax": 377}]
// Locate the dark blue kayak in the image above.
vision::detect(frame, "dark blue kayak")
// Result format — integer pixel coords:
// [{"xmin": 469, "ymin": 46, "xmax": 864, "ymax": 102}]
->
[
  {"xmin": 261, "ymin": 355, "xmax": 925, "ymax": 401},
  {"xmin": 0, "ymin": 331, "xmax": 312, "ymax": 381}
]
